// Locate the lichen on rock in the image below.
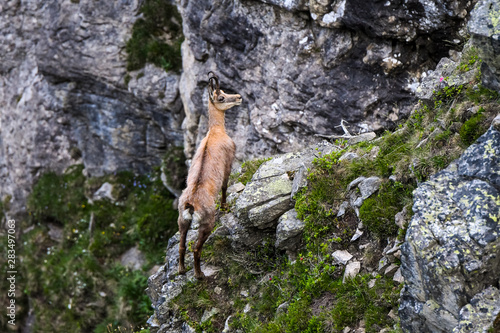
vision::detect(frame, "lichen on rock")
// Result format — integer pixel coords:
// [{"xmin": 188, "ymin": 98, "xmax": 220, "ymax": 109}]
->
[{"xmin": 399, "ymin": 123, "xmax": 500, "ymax": 332}]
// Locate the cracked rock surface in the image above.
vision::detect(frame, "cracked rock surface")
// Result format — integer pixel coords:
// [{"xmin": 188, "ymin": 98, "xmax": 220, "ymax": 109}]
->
[{"xmin": 399, "ymin": 124, "xmax": 500, "ymax": 332}]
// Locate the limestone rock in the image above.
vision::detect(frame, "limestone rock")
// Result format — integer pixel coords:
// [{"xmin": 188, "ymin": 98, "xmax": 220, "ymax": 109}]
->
[
  {"xmin": 343, "ymin": 261, "xmax": 361, "ymax": 283},
  {"xmin": 332, "ymin": 250, "xmax": 353, "ymax": 265},
  {"xmin": 350, "ymin": 228, "xmax": 363, "ymax": 242},
  {"xmin": 394, "ymin": 206, "xmax": 409, "ymax": 229},
  {"xmin": 358, "ymin": 176, "xmax": 382, "ymax": 200},
  {"xmin": 93, "ymin": 182, "xmax": 116, "ymax": 202},
  {"xmin": 347, "ymin": 132, "xmax": 376, "ymax": 145},
  {"xmin": 399, "ymin": 125, "xmax": 500, "ymax": 332},
  {"xmin": 393, "ymin": 268, "xmax": 404, "ymax": 284},
  {"xmin": 275, "ymin": 209, "xmax": 305, "ymax": 252}
]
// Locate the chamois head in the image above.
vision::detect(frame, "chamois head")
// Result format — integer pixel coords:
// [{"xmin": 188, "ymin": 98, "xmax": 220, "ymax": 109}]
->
[{"xmin": 208, "ymin": 71, "xmax": 242, "ymax": 111}]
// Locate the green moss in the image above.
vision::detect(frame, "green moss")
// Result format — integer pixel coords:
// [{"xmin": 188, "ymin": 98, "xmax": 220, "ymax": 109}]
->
[
  {"xmin": 359, "ymin": 181, "xmax": 414, "ymax": 239},
  {"xmin": 460, "ymin": 111, "xmax": 486, "ymax": 146},
  {"xmin": 126, "ymin": 0, "xmax": 183, "ymax": 72},
  {"xmin": 237, "ymin": 157, "xmax": 271, "ymax": 185}
]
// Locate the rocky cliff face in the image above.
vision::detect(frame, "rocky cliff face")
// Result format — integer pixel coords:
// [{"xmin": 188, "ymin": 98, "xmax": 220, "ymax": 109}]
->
[
  {"xmin": 0, "ymin": 0, "xmax": 183, "ymax": 215},
  {"xmin": 177, "ymin": 0, "xmax": 474, "ymax": 160}
]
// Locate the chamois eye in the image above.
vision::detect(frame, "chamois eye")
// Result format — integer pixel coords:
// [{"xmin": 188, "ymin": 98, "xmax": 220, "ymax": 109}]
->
[{"xmin": 218, "ymin": 96, "xmax": 225, "ymax": 102}]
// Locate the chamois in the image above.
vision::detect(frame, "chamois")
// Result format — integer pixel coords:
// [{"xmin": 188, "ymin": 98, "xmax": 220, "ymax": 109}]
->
[{"xmin": 177, "ymin": 72, "xmax": 242, "ymax": 279}]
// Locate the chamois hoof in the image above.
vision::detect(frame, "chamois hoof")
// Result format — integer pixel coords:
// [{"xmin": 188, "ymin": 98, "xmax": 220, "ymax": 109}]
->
[
  {"xmin": 178, "ymin": 266, "xmax": 187, "ymax": 275},
  {"xmin": 194, "ymin": 272, "xmax": 206, "ymax": 280}
]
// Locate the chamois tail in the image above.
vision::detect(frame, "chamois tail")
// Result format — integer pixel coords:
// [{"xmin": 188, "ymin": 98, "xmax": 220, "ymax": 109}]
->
[{"xmin": 181, "ymin": 203, "xmax": 202, "ymax": 225}]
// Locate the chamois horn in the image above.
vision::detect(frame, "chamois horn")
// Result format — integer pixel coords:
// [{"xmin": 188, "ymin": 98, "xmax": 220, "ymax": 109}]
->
[{"xmin": 207, "ymin": 71, "xmax": 220, "ymax": 101}]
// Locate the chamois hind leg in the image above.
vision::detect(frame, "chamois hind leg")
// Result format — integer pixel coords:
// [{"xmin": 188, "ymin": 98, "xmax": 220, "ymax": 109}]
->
[
  {"xmin": 178, "ymin": 214, "xmax": 190, "ymax": 275},
  {"xmin": 193, "ymin": 211, "xmax": 216, "ymax": 279}
]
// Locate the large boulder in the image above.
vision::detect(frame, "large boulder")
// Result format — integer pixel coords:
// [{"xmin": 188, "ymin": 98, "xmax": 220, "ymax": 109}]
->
[
  {"xmin": 399, "ymin": 119, "xmax": 500, "ymax": 332},
  {"xmin": 227, "ymin": 142, "xmax": 335, "ymax": 248},
  {"xmin": 469, "ymin": 0, "xmax": 500, "ymax": 91}
]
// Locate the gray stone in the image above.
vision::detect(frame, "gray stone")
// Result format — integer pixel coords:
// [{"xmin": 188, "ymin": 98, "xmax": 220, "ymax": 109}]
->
[
  {"xmin": 47, "ymin": 223, "xmax": 64, "ymax": 242},
  {"xmin": 176, "ymin": 0, "xmax": 471, "ymax": 166},
  {"xmin": 221, "ymin": 213, "xmax": 270, "ymax": 249},
  {"xmin": 343, "ymin": 261, "xmax": 361, "ymax": 283},
  {"xmin": 469, "ymin": 0, "xmax": 500, "ymax": 91},
  {"xmin": 332, "ymin": 250, "xmax": 353, "ymax": 265},
  {"xmin": 276, "ymin": 301, "xmax": 290, "ymax": 316},
  {"xmin": 275, "ymin": 209, "xmax": 305, "ymax": 251},
  {"xmin": 394, "ymin": 206, "xmax": 409, "ymax": 229},
  {"xmin": 223, "ymin": 315, "xmax": 232, "ymax": 333},
  {"xmin": 348, "ymin": 176, "xmax": 366, "ymax": 191},
  {"xmin": 399, "ymin": 126, "xmax": 500, "ymax": 332},
  {"xmin": 384, "ymin": 264, "xmax": 399, "ymax": 277},
  {"xmin": 388, "ymin": 309, "xmax": 398, "ymax": 321},
  {"xmin": 228, "ymin": 182, "xmax": 245, "ymax": 194},
  {"xmin": 393, "ymin": 268, "xmax": 404, "ymax": 284},
  {"xmin": 347, "ymin": 132, "xmax": 377, "ymax": 145},
  {"xmin": 201, "ymin": 308, "xmax": 220, "ymax": 324},
  {"xmin": 291, "ymin": 165, "xmax": 308, "ymax": 199},
  {"xmin": 378, "ymin": 257, "xmax": 390, "ymax": 272},
  {"xmin": 452, "ymin": 286, "xmax": 500, "ymax": 332},
  {"xmin": 358, "ymin": 176, "xmax": 382, "ymax": 199},
  {"xmin": 248, "ymin": 194, "xmax": 292, "ymax": 229},
  {"xmin": 350, "ymin": 229, "xmax": 363, "ymax": 242},
  {"xmin": 337, "ymin": 201, "xmax": 349, "ymax": 217},
  {"xmin": 93, "ymin": 182, "xmax": 116, "ymax": 202},
  {"xmin": 339, "ymin": 152, "xmax": 359, "ymax": 161},
  {"xmin": 353, "ymin": 197, "xmax": 364, "ymax": 208},
  {"xmin": 0, "ymin": 0, "xmax": 184, "ymax": 216},
  {"xmin": 120, "ymin": 246, "xmax": 146, "ymax": 271}
]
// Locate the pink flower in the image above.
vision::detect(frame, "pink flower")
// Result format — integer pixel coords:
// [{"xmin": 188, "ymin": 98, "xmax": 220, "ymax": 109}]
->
[{"xmin": 439, "ymin": 77, "xmax": 444, "ymax": 82}]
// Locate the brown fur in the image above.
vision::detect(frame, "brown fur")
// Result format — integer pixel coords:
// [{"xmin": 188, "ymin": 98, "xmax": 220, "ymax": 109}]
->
[{"xmin": 177, "ymin": 74, "xmax": 241, "ymax": 279}]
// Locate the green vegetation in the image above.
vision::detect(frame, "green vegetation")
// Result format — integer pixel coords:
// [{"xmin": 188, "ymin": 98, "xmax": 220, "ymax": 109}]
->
[
  {"xmin": 236, "ymin": 157, "xmax": 272, "ymax": 185},
  {"xmin": 126, "ymin": 0, "xmax": 183, "ymax": 72},
  {"xmin": 359, "ymin": 181, "xmax": 413, "ymax": 239},
  {"xmin": 20, "ymin": 163, "xmax": 179, "ymax": 332},
  {"xmin": 169, "ymin": 76, "xmax": 500, "ymax": 333},
  {"xmin": 459, "ymin": 108, "xmax": 486, "ymax": 145},
  {"xmin": 173, "ymin": 234, "xmax": 402, "ymax": 333}
]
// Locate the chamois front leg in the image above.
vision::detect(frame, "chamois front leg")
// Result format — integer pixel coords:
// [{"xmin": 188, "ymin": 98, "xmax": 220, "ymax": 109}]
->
[
  {"xmin": 178, "ymin": 215, "xmax": 190, "ymax": 275},
  {"xmin": 220, "ymin": 158, "xmax": 232, "ymax": 211},
  {"xmin": 221, "ymin": 182, "xmax": 228, "ymax": 211}
]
